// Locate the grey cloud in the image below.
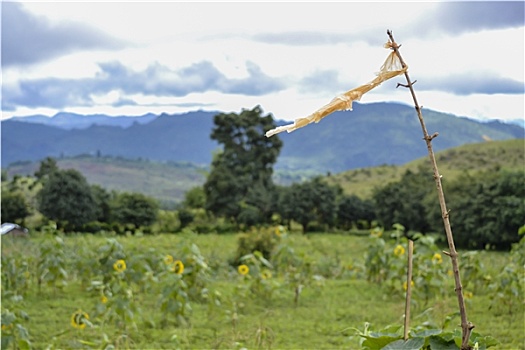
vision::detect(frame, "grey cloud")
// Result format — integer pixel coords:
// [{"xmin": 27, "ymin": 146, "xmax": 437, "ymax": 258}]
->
[
  {"xmin": 2, "ymin": 60, "xmax": 286, "ymax": 110},
  {"xmin": 1, "ymin": 2, "xmax": 128, "ymax": 67},
  {"xmin": 403, "ymin": 2, "xmax": 524, "ymax": 38},
  {"xmin": 417, "ymin": 72, "xmax": 524, "ymax": 95},
  {"xmin": 436, "ymin": 1, "xmax": 524, "ymax": 33},
  {"xmin": 254, "ymin": 31, "xmax": 350, "ymax": 46},
  {"xmin": 252, "ymin": 30, "xmax": 383, "ymax": 47},
  {"xmin": 298, "ymin": 69, "xmax": 358, "ymax": 94},
  {"xmin": 252, "ymin": 2, "xmax": 523, "ymax": 48}
]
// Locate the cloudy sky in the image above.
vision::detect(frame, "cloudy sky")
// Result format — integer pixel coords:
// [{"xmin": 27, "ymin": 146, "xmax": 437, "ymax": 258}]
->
[{"xmin": 2, "ymin": 1, "xmax": 524, "ymax": 123}]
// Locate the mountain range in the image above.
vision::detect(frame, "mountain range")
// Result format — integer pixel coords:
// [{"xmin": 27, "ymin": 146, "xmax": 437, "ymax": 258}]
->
[{"xmin": 2, "ymin": 102, "xmax": 523, "ymax": 173}]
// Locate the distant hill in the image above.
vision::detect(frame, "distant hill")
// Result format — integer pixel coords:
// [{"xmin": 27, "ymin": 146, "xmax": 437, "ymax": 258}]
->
[
  {"xmin": 8, "ymin": 112, "xmax": 158, "ymax": 130},
  {"xmin": 276, "ymin": 102, "xmax": 524, "ymax": 172},
  {"xmin": 4, "ymin": 156, "xmax": 208, "ymax": 207},
  {"xmin": 2, "ymin": 102, "xmax": 523, "ymax": 173},
  {"xmin": 325, "ymin": 138, "xmax": 525, "ymax": 199},
  {"xmin": 2, "ymin": 110, "xmax": 220, "ymax": 167},
  {"xmin": 5, "ymin": 139, "xmax": 522, "ymax": 207}
]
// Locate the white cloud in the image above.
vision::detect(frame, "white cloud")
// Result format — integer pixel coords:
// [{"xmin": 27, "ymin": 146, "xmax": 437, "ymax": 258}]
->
[{"xmin": 2, "ymin": 1, "xmax": 523, "ymax": 124}]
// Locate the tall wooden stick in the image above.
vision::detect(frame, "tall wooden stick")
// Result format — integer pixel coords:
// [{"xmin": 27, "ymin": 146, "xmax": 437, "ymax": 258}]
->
[
  {"xmin": 386, "ymin": 30, "xmax": 474, "ymax": 350},
  {"xmin": 404, "ymin": 240, "xmax": 414, "ymax": 341}
]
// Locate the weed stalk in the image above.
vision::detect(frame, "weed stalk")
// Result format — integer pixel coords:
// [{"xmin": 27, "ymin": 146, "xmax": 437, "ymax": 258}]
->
[
  {"xmin": 404, "ymin": 239, "xmax": 414, "ymax": 341},
  {"xmin": 386, "ymin": 30, "xmax": 474, "ymax": 349}
]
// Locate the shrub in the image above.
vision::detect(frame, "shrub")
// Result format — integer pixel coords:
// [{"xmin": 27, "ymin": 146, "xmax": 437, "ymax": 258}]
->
[{"xmin": 235, "ymin": 226, "xmax": 281, "ymax": 263}]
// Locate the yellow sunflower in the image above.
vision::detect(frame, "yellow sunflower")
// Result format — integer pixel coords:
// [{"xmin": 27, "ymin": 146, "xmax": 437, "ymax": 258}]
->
[
  {"xmin": 71, "ymin": 310, "xmax": 89, "ymax": 330},
  {"xmin": 113, "ymin": 259, "xmax": 127, "ymax": 273},
  {"xmin": 171, "ymin": 260, "xmax": 184, "ymax": 274},
  {"xmin": 261, "ymin": 270, "xmax": 272, "ymax": 280},
  {"xmin": 164, "ymin": 254, "xmax": 174, "ymax": 265},
  {"xmin": 238, "ymin": 264, "xmax": 249, "ymax": 275},
  {"xmin": 393, "ymin": 245, "xmax": 405, "ymax": 257},
  {"xmin": 403, "ymin": 280, "xmax": 415, "ymax": 291},
  {"xmin": 432, "ymin": 253, "xmax": 443, "ymax": 264}
]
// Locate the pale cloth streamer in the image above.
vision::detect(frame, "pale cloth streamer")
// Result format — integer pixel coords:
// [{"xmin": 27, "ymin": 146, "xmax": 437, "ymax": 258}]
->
[{"xmin": 266, "ymin": 43, "xmax": 407, "ymax": 137}]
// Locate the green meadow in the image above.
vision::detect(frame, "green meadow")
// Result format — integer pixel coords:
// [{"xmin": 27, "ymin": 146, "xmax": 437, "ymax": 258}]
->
[{"xmin": 1, "ymin": 230, "xmax": 523, "ymax": 349}]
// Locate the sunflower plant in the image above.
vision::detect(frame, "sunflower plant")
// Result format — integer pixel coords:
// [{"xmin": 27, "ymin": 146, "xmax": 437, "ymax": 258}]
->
[
  {"xmin": 272, "ymin": 235, "xmax": 318, "ymax": 306},
  {"xmin": 36, "ymin": 236, "xmax": 69, "ymax": 293},
  {"xmin": 90, "ymin": 239, "xmax": 141, "ymax": 333},
  {"xmin": 488, "ymin": 226, "xmax": 525, "ymax": 317},
  {"xmin": 157, "ymin": 263, "xmax": 192, "ymax": 328},
  {"xmin": 1, "ymin": 254, "xmax": 32, "ymax": 298},
  {"xmin": 236, "ymin": 251, "xmax": 280, "ymax": 301},
  {"xmin": 1, "ymin": 308, "xmax": 32, "ymax": 350},
  {"xmin": 172, "ymin": 239, "xmax": 212, "ymax": 302}
]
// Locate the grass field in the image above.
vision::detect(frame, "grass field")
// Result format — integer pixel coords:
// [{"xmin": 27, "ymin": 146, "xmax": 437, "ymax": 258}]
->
[{"xmin": 1, "ymin": 231, "xmax": 523, "ymax": 349}]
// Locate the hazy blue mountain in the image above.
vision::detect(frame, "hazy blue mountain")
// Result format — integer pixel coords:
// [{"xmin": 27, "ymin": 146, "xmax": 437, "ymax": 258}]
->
[
  {"xmin": 507, "ymin": 118, "xmax": 525, "ymax": 129},
  {"xmin": 8, "ymin": 112, "xmax": 157, "ymax": 130},
  {"xmin": 2, "ymin": 110, "xmax": 220, "ymax": 167},
  {"xmin": 2, "ymin": 102, "xmax": 523, "ymax": 173},
  {"xmin": 276, "ymin": 102, "xmax": 524, "ymax": 172}
]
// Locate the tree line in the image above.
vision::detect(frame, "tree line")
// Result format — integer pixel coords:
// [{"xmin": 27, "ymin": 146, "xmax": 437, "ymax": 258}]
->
[
  {"xmin": 2, "ymin": 157, "xmax": 159, "ymax": 233},
  {"xmin": 2, "ymin": 106, "xmax": 523, "ymax": 249}
]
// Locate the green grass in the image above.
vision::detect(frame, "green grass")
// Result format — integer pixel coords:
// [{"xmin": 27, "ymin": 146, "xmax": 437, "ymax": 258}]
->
[{"xmin": 2, "ymin": 232, "xmax": 523, "ymax": 349}]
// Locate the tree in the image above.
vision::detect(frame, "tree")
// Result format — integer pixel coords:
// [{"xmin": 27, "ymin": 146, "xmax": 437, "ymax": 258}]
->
[
  {"xmin": 1, "ymin": 191, "xmax": 30, "ymax": 224},
  {"xmin": 443, "ymin": 170, "xmax": 525, "ymax": 249},
  {"xmin": 37, "ymin": 169, "xmax": 97, "ymax": 230},
  {"xmin": 278, "ymin": 177, "xmax": 340, "ymax": 233},
  {"xmin": 34, "ymin": 157, "xmax": 59, "ymax": 180},
  {"xmin": 182, "ymin": 186, "xmax": 206, "ymax": 209},
  {"xmin": 203, "ymin": 106, "xmax": 283, "ymax": 224},
  {"xmin": 373, "ymin": 169, "xmax": 434, "ymax": 234},
  {"xmin": 111, "ymin": 192, "xmax": 159, "ymax": 229},
  {"xmin": 337, "ymin": 195, "xmax": 376, "ymax": 230},
  {"xmin": 91, "ymin": 185, "xmax": 112, "ymax": 223}
]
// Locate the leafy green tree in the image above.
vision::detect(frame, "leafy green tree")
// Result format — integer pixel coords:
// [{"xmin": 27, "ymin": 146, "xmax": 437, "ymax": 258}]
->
[
  {"xmin": 1, "ymin": 191, "xmax": 30, "ymax": 224},
  {"xmin": 37, "ymin": 169, "xmax": 97, "ymax": 230},
  {"xmin": 91, "ymin": 185, "xmax": 112, "ymax": 223},
  {"xmin": 111, "ymin": 192, "xmax": 159, "ymax": 229},
  {"xmin": 337, "ymin": 195, "xmax": 376, "ymax": 230},
  {"xmin": 177, "ymin": 209, "xmax": 195, "ymax": 230},
  {"xmin": 373, "ymin": 169, "xmax": 434, "ymax": 234},
  {"xmin": 182, "ymin": 186, "xmax": 206, "ymax": 209},
  {"xmin": 442, "ymin": 170, "xmax": 525, "ymax": 249},
  {"xmin": 34, "ymin": 157, "xmax": 59, "ymax": 180},
  {"xmin": 278, "ymin": 177, "xmax": 340, "ymax": 233},
  {"xmin": 203, "ymin": 106, "xmax": 283, "ymax": 224}
]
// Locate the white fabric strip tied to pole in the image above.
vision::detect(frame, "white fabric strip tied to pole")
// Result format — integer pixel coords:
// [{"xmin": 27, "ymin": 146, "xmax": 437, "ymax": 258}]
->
[{"xmin": 265, "ymin": 42, "xmax": 408, "ymax": 138}]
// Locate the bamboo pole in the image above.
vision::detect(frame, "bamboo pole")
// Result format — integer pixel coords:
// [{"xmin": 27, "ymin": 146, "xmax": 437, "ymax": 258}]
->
[
  {"xmin": 386, "ymin": 30, "xmax": 474, "ymax": 350},
  {"xmin": 404, "ymin": 240, "xmax": 414, "ymax": 341}
]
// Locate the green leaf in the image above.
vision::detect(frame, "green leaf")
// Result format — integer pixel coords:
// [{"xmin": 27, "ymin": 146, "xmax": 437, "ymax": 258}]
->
[
  {"xmin": 1, "ymin": 336, "xmax": 12, "ymax": 349},
  {"xmin": 410, "ymin": 329, "xmax": 442, "ymax": 338},
  {"xmin": 470, "ymin": 333, "xmax": 500, "ymax": 349},
  {"xmin": 17, "ymin": 338, "xmax": 31, "ymax": 350},
  {"xmin": 362, "ymin": 335, "xmax": 403, "ymax": 350},
  {"xmin": 428, "ymin": 335, "xmax": 460, "ymax": 349},
  {"xmin": 381, "ymin": 337, "xmax": 425, "ymax": 350}
]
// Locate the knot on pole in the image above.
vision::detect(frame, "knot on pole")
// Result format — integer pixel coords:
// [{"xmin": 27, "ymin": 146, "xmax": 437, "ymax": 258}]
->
[{"xmin": 396, "ymin": 80, "xmax": 417, "ymax": 89}]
